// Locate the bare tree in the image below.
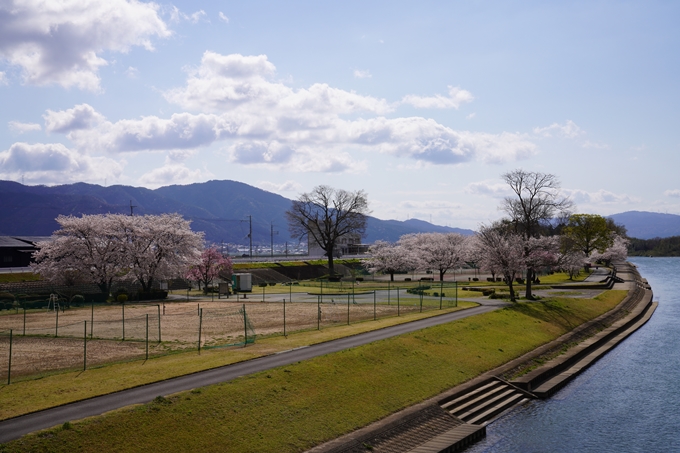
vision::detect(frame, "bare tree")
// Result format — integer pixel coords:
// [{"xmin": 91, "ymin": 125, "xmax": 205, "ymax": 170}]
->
[
  {"xmin": 501, "ymin": 169, "xmax": 573, "ymax": 299},
  {"xmin": 286, "ymin": 185, "xmax": 369, "ymax": 276}
]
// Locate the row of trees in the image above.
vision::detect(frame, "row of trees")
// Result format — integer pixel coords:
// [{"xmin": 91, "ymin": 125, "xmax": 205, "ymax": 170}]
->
[
  {"xmin": 33, "ymin": 214, "xmax": 232, "ymax": 298},
  {"xmin": 363, "ymin": 170, "xmax": 628, "ymax": 302}
]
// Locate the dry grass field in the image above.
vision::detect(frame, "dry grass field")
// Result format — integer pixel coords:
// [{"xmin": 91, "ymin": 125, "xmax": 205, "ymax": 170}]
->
[{"xmin": 0, "ymin": 291, "xmax": 457, "ymax": 380}]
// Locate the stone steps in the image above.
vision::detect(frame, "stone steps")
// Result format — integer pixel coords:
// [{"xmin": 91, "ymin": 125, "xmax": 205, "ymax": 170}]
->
[{"xmin": 440, "ymin": 378, "xmax": 533, "ymax": 426}]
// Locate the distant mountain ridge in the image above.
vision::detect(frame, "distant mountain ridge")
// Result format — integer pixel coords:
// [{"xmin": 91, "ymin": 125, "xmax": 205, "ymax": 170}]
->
[
  {"xmin": 0, "ymin": 180, "xmax": 475, "ymax": 247},
  {"xmin": 608, "ymin": 211, "xmax": 680, "ymax": 239}
]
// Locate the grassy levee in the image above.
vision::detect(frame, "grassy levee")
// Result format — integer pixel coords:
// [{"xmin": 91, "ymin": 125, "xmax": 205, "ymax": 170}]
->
[{"xmin": 0, "ymin": 291, "xmax": 626, "ymax": 453}]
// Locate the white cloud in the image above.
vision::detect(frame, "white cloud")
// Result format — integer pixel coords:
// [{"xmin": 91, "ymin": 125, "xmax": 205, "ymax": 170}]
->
[
  {"xmin": 219, "ymin": 12, "xmax": 230, "ymax": 23},
  {"xmin": 125, "ymin": 66, "xmax": 139, "ymax": 79},
  {"xmin": 581, "ymin": 140, "xmax": 610, "ymax": 150},
  {"xmin": 188, "ymin": 10, "xmax": 207, "ymax": 24},
  {"xmin": 664, "ymin": 190, "xmax": 680, "ymax": 198},
  {"xmin": 353, "ymin": 69, "xmax": 372, "ymax": 79},
  {"xmin": 168, "ymin": 149, "xmax": 198, "ymax": 163},
  {"xmin": 464, "ymin": 180, "xmax": 511, "ymax": 197},
  {"xmin": 0, "ymin": 71, "xmax": 6, "ymax": 85},
  {"xmin": 0, "ymin": 142, "xmax": 122, "ymax": 183},
  {"xmin": 44, "ymin": 104, "xmax": 104, "ymax": 133},
  {"xmin": 533, "ymin": 120, "xmax": 583, "ymax": 139},
  {"xmin": 164, "ymin": 52, "xmax": 391, "ymax": 115},
  {"xmin": 401, "ymin": 86, "xmax": 474, "ymax": 109},
  {"xmin": 8, "ymin": 121, "xmax": 41, "ymax": 133},
  {"xmin": 138, "ymin": 163, "xmax": 206, "ymax": 188},
  {"xmin": 565, "ymin": 189, "xmax": 641, "ymax": 204},
  {"xmin": 257, "ymin": 180, "xmax": 303, "ymax": 193},
  {"xmin": 47, "ymin": 53, "xmax": 538, "ymax": 171},
  {"xmin": 400, "ymin": 200, "xmax": 462, "ymax": 210},
  {"xmin": 466, "ymin": 113, "xmax": 476, "ymax": 119},
  {"xmin": 0, "ymin": 0, "xmax": 170, "ymax": 91}
]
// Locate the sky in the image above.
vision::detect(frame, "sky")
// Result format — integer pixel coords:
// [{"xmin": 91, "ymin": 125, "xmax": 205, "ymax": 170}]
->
[{"xmin": 1, "ymin": 0, "xmax": 679, "ymax": 230}]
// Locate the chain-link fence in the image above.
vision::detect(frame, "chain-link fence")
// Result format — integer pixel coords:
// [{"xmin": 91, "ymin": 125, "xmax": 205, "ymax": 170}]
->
[{"xmin": 0, "ymin": 281, "xmax": 458, "ymax": 383}]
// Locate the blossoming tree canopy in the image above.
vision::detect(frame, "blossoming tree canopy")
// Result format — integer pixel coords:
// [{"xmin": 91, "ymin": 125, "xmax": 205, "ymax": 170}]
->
[
  {"xmin": 32, "ymin": 213, "xmax": 204, "ymax": 296},
  {"xmin": 187, "ymin": 247, "xmax": 233, "ymax": 293}
]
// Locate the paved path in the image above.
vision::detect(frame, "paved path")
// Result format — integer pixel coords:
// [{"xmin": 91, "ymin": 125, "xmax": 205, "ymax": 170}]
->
[{"xmin": 0, "ymin": 303, "xmax": 504, "ymax": 444}]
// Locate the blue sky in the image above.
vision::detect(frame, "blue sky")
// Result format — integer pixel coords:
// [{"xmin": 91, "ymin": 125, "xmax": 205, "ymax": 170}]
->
[{"xmin": 1, "ymin": 1, "xmax": 679, "ymax": 229}]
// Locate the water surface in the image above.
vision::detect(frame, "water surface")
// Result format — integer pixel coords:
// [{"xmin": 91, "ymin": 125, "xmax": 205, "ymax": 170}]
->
[{"xmin": 467, "ymin": 257, "xmax": 680, "ymax": 452}]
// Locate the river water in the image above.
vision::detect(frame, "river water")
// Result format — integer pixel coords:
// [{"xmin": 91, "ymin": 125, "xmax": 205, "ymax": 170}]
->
[{"xmin": 466, "ymin": 257, "xmax": 680, "ymax": 452}]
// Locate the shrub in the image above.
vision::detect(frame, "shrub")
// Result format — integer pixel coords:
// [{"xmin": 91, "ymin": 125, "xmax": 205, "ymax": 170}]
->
[
  {"xmin": 258, "ymin": 283, "xmax": 268, "ymax": 287},
  {"xmin": 71, "ymin": 295, "xmax": 85, "ymax": 306},
  {"xmin": 269, "ymin": 282, "xmax": 276, "ymax": 286},
  {"xmin": 472, "ymin": 277, "xmax": 479, "ymax": 281},
  {"xmin": 136, "ymin": 290, "xmax": 168, "ymax": 301},
  {"xmin": 355, "ymin": 277, "xmax": 364, "ymax": 282},
  {"xmin": 404, "ymin": 278, "xmax": 411, "ymax": 281},
  {"xmin": 406, "ymin": 285, "xmax": 431, "ymax": 295},
  {"xmin": 117, "ymin": 294, "xmax": 128, "ymax": 303}
]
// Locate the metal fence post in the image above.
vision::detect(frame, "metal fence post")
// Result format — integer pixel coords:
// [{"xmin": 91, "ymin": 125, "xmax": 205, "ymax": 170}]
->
[
  {"xmin": 440, "ymin": 280, "xmax": 443, "ymax": 310},
  {"xmin": 146, "ymin": 314, "xmax": 149, "ymax": 360},
  {"xmin": 83, "ymin": 321, "xmax": 87, "ymax": 371},
  {"xmin": 157, "ymin": 304, "xmax": 161, "ymax": 343},
  {"xmin": 7, "ymin": 329, "xmax": 12, "ymax": 385},
  {"xmin": 283, "ymin": 297, "xmax": 286, "ymax": 336},
  {"xmin": 122, "ymin": 302, "xmax": 125, "ymax": 341},
  {"xmin": 373, "ymin": 291, "xmax": 376, "ymax": 320},
  {"xmin": 347, "ymin": 293, "xmax": 350, "ymax": 325},
  {"xmin": 23, "ymin": 308, "xmax": 26, "ymax": 336},
  {"xmin": 243, "ymin": 304, "xmax": 247, "ymax": 347},
  {"xmin": 317, "ymin": 296, "xmax": 321, "ymax": 330},
  {"xmin": 55, "ymin": 308, "xmax": 58, "ymax": 337},
  {"xmin": 198, "ymin": 308, "xmax": 203, "ymax": 353},
  {"xmin": 90, "ymin": 301, "xmax": 94, "ymax": 338}
]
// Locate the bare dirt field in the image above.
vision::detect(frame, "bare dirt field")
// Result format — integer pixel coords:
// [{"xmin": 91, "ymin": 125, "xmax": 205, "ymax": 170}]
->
[{"xmin": 0, "ymin": 292, "xmax": 455, "ymax": 379}]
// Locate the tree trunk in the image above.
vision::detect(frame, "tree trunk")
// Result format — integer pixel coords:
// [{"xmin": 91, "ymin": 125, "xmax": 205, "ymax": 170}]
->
[
  {"xmin": 525, "ymin": 268, "xmax": 534, "ymax": 300},
  {"xmin": 439, "ymin": 269, "xmax": 445, "ymax": 281},
  {"xmin": 505, "ymin": 273, "xmax": 516, "ymax": 302},
  {"xmin": 327, "ymin": 251, "xmax": 335, "ymax": 276},
  {"xmin": 390, "ymin": 272, "xmax": 394, "ymax": 282}
]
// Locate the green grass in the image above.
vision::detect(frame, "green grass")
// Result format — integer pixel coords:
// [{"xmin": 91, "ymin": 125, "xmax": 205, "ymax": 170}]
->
[
  {"xmin": 0, "ymin": 272, "xmax": 41, "ymax": 283},
  {"xmin": 0, "ymin": 291, "xmax": 627, "ymax": 453}
]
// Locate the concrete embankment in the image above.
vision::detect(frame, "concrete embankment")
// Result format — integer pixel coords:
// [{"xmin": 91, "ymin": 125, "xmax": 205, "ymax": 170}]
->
[{"xmin": 309, "ymin": 262, "xmax": 655, "ymax": 453}]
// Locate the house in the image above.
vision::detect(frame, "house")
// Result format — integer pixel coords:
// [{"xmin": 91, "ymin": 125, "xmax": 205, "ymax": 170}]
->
[
  {"xmin": 307, "ymin": 232, "xmax": 369, "ymax": 257},
  {"xmin": 0, "ymin": 236, "xmax": 51, "ymax": 268}
]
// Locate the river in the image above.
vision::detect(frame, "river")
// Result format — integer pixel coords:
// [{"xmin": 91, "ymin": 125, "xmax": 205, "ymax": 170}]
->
[{"xmin": 466, "ymin": 257, "xmax": 680, "ymax": 452}]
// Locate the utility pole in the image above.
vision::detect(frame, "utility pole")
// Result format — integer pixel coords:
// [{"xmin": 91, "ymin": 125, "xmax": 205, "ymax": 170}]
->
[
  {"xmin": 270, "ymin": 222, "xmax": 279, "ymax": 257},
  {"xmin": 129, "ymin": 200, "xmax": 137, "ymax": 216},
  {"xmin": 240, "ymin": 215, "xmax": 253, "ymax": 257}
]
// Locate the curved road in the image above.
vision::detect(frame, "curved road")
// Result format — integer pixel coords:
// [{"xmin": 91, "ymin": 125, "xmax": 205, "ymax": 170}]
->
[{"xmin": 0, "ymin": 302, "xmax": 503, "ymax": 444}]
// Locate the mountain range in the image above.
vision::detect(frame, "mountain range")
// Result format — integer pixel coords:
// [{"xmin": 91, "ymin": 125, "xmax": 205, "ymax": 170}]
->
[
  {"xmin": 2, "ymin": 180, "xmax": 678, "ymax": 246},
  {"xmin": 0, "ymin": 180, "xmax": 474, "ymax": 248}
]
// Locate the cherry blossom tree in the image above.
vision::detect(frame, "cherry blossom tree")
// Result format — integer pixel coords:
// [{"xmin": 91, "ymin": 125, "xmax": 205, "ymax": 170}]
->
[
  {"xmin": 399, "ymin": 232, "xmax": 468, "ymax": 281},
  {"xmin": 472, "ymin": 224, "xmax": 525, "ymax": 302},
  {"xmin": 590, "ymin": 234, "xmax": 629, "ymax": 266},
  {"xmin": 120, "ymin": 214, "xmax": 204, "ymax": 292},
  {"xmin": 33, "ymin": 213, "xmax": 203, "ymax": 297},
  {"xmin": 364, "ymin": 240, "xmax": 416, "ymax": 281},
  {"xmin": 32, "ymin": 214, "xmax": 129, "ymax": 297},
  {"xmin": 187, "ymin": 247, "xmax": 233, "ymax": 293}
]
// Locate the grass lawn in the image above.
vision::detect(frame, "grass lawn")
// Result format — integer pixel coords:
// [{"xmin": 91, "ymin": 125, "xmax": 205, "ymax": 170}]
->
[{"xmin": 0, "ymin": 290, "xmax": 627, "ymax": 453}]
